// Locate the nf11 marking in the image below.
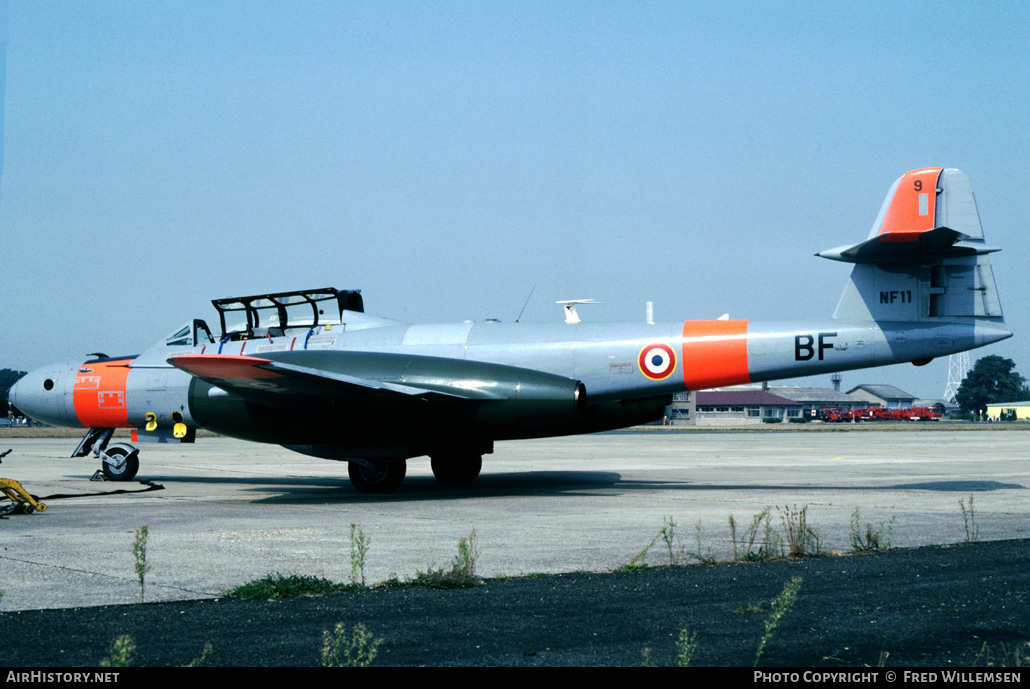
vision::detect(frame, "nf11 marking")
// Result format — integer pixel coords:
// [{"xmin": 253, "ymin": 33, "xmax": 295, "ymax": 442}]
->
[
  {"xmin": 9, "ymin": 168, "xmax": 1010, "ymax": 493},
  {"xmin": 881, "ymin": 291, "xmax": 914, "ymax": 304}
]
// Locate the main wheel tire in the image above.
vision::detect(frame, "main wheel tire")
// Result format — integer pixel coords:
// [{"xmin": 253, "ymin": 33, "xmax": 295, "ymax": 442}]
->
[
  {"xmin": 430, "ymin": 453, "xmax": 482, "ymax": 487},
  {"xmin": 348, "ymin": 460, "xmax": 406, "ymax": 494},
  {"xmin": 102, "ymin": 446, "xmax": 140, "ymax": 481}
]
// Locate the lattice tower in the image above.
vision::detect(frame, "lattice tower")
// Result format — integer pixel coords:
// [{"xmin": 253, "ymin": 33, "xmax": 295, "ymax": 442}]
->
[{"xmin": 944, "ymin": 351, "xmax": 970, "ymax": 406}]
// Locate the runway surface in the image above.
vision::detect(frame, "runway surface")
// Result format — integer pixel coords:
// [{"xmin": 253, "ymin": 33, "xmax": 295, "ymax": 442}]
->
[{"xmin": 1, "ymin": 427, "xmax": 1026, "ymax": 613}]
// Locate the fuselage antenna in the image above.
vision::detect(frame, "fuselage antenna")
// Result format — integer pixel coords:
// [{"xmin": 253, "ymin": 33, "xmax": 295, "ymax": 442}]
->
[{"xmin": 515, "ymin": 284, "xmax": 537, "ymax": 323}]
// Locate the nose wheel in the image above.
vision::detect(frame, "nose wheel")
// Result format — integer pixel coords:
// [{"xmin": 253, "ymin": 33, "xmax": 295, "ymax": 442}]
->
[{"xmin": 101, "ymin": 444, "xmax": 140, "ymax": 482}]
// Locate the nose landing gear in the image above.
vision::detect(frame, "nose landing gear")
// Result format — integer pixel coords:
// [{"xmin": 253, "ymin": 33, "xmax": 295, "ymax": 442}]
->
[{"xmin": 74, "ymin": 428, "xmax": 140, "ymax": 481}]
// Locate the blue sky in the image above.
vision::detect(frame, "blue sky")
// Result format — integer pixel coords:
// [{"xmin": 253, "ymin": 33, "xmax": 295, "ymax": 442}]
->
[{"xmin": 1, "ymin": 1, "xmax": 1027, "ymax": 399}]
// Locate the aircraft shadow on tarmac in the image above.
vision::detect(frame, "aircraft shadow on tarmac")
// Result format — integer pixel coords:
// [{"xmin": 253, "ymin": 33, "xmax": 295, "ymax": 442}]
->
[
  {"xmin": 250, "ymin": 471, "xmax": 629, "ymax": 504},
  {"xmin": 98, "ymin": 473, "xmax": 1024, "ymax": 506},
  {"xmin": 618, "ymin": 478, "xmax": 1025, "ymax": 493},
  {"xmin": 117, "ymin": 470, "xmax": 627, "ymax": 504}
]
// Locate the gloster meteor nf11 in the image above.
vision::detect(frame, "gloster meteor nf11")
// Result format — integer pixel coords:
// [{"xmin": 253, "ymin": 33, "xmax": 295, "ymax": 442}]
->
[{"xmin": 10, "ymin": 168, "xmax": 1010, "ymax": 493}]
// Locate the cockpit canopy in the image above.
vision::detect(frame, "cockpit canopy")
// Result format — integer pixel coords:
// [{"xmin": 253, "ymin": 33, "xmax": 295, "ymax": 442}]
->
[
  {"xmin": 211, "ymin": 288, "xmax": 363, "ymax": 339},
  {"xmin": 157, "ymin": 288, "xmax": 364, "ymax": 348},
  {"xmin": 163, "ymin": 320, "xmax": 216, "ymax": 347}
]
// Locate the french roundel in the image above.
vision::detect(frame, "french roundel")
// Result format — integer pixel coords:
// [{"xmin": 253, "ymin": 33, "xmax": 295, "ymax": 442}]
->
[{"xmin": 638, "ymin": 343, "xmax": 677, "ymax": 381}]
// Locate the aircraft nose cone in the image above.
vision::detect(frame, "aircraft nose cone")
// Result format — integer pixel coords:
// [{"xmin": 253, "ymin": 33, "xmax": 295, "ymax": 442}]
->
[
  {"xmin": 9, "ymin": 362, "xmax": 79, "ymax": 427},
  {"xmin": 8, "ymin": 377, "xmax": 23, "ymax": 412}
]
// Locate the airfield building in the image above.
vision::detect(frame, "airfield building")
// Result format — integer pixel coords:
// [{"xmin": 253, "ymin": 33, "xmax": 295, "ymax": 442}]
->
[
  {"xmin": 986, "ymin": 401, "xmax": 1030, "ymax": 421},
  {"xmin": 846, "ymin": 384, "xmax": 917, "ymax": 409}
]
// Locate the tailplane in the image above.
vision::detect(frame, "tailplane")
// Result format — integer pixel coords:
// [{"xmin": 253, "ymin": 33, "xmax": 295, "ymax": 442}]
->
[{"xmin": 822, "ymin": 168, "xmax": 1004, "ymax": 323}]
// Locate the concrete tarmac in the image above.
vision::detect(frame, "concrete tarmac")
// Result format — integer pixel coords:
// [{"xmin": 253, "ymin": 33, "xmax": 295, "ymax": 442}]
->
[{"xmin": 0, "ymin": 428, "xmax": 1027, "ymax": 611}]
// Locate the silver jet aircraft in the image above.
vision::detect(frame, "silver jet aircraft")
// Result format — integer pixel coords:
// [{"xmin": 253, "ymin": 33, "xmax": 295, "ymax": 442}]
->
[{"xmin": 10, "ymin": 167, "xmax": 1010, "ymax": 493}]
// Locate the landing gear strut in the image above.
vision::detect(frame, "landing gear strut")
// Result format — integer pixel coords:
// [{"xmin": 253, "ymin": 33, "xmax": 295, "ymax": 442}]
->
[{"xmin": 348, "ymin": 459, "xmax": 407, "ymax": 494}]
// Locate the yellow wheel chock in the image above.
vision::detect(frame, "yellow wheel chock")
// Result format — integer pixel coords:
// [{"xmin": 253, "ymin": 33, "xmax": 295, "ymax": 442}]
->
[{"xmin": 0, "ymin": 477, "xmax": 47, "ymax": 513}]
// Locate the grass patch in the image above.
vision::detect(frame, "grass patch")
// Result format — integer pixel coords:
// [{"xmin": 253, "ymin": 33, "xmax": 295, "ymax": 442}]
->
[
  {"xmin": 676, "ymin": 627, "xmax": 699, "ymax": 667},
  {"xmin": 730, "ymin": 507, "xmax": 783, "ymax": 562},
  {"xmin": 99, "ymin": 635, "xmax": 135, "ymax": 668},
  {"xmin": 321, "ymin": 623, "xmax": 382, "ymax": 667},
  {"xmin": 849, "ymin": 508, "xmax": 895, "ymax": 553},
  {"xmin": 779, "ymin": 505, "xmax": 823, "ymax": 558},
  {"xmin": 408, "ymin": 528, "xmax": 484, "ymax": 589},
  {"xmin": 224, "ymin": 573, "xmax": 356, "ymax": 600}
]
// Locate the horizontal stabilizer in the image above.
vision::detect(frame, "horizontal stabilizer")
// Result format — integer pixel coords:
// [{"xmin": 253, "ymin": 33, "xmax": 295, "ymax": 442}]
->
[{"xmin": 817, "ymin": 226, "xmax": 999, "ymax": 265}]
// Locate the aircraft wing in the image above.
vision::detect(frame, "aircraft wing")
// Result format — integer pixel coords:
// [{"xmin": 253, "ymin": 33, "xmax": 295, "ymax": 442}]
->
[{"xmin": 168, "ymin": 354, "xmax": 463, "ymax": 408}]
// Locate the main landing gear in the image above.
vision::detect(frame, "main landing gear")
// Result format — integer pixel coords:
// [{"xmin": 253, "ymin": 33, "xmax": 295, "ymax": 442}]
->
[
  {"xmin": 347, "ymin": 459, "xmax": 407, "ymax": 494},
  {"xmin": 74, "ymin": 428, "xmax": 140, "ymax": 481},
  {"xmin": 430, "ymin": 452, "xmax": 482, "ymax": 488},
  {"xmin": 346, "ymin": 452, "xmax": 484, "ymax": 494}
]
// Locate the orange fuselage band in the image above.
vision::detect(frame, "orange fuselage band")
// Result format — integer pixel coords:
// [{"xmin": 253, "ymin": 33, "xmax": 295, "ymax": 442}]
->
[{"xmin": 681, "ymin": 320, "xmax": 751, "ymax": 391}]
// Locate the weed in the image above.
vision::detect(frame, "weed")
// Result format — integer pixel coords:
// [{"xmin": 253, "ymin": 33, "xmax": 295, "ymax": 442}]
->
[
  {"xmin": 754, "ymin": 577, "xmax": 803, "ymax": 666},
  {"xmin": 779, "ymin": 505, "xmax": 823, "ymax": 558},
  {"xmin": 960, "ymin": 494, "xmax": 979, "ymax": 543},
  {"xmin": 619, "ymin": 532, "xmax": 660, "ymax": 571},
  {"xmin": 183, "ymin": 643, "xmax": 213, "ymax": 667},
  {"xmin": 224, "ymin": 573, "xmax": 352, "ymax": 600},
  {"xmin": 320, "ymin": 623, "xmax": 382, "ymax": 667},
  {"xmin": 641, "ymin": 647, "xmax": 656, "ymax": 667},
  {"xmin": 693, "ymin": 519, "xmax": 716, "ymax": 565},
  {"xmin": 676, "ymin": 628, "xmax": 699, "ymax": 667},
  {"xmin": 621, "ymin": 516, "xmax": 686, "ymax": 570},
  {"xmin": 455, "ymin": 527, "xmax": 480, "ymax": 577},
  {"xmin": 733, "ymin": 601, "xmax": 763, "ymax": 615},
  {"xmin": 659, "ymin": 516, "xmax": 685, "ymax": 565},
  {"xmin": 730, "ymin": 507, "xmax": 782, "ymax": 562},
  {"xmin": 349, "ymin": 523, "xmax": 371, "ymax": 587},
  {"xmin": 100, "ymin": 635, "xmax": 135, "ymax": 668},
  {"xmin": 849, "ymin": 508, "xmax": 895, "ymax": 553},
  {"xmin": 973, "ymin": 641, "xmax": 1030, "ymax": 667},
  {"xmin": 132, "ymin": 525, "xmax": 151, "ymax": 603},
  {"xmin": 411, "ymin": 528, "xmax": 483, "ymax": 588}
]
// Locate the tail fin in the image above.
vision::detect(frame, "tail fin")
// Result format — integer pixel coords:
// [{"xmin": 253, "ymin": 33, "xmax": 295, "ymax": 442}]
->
[{"xmin": 821, "ymin": 168, "xmax": 1004, "ymax": 322}]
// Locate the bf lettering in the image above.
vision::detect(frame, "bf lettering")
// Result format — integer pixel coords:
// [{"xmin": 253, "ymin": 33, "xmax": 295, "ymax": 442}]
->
[{"xmin": 795, "ymin": 332, "xmax": 836, "ymax": 361}]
